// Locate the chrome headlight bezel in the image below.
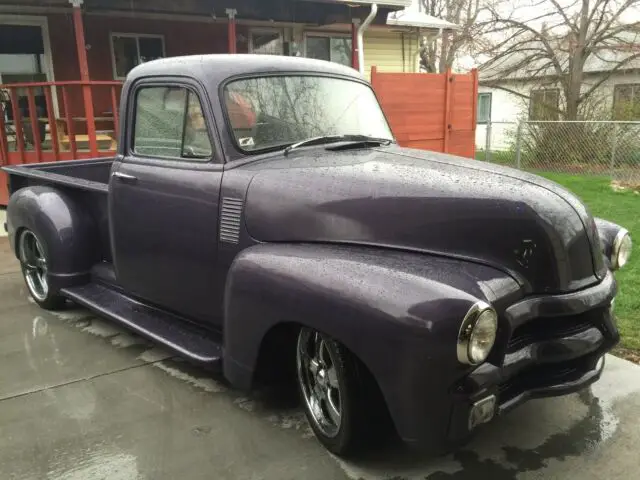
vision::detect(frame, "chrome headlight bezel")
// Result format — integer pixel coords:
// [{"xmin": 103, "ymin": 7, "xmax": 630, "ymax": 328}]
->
[
  {"xmin": 611, "ymin": 228, "xmax": 632, "ymax": 270},
  {"xmin": 457, "ymin": 301, "xmax": 498, "ymax": 366}
]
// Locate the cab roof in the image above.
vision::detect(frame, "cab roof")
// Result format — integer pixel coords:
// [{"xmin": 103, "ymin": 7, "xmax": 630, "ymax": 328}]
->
[{"xmin": 126, "ymin": 54, "xmax": 365, "ymax": 86}]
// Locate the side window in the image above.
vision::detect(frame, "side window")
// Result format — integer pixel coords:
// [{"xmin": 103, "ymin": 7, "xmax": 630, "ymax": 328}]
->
[
  {"xmin": 133, "ymin": 86, "xmax": 213, "ymax": 160},
  {"xmin": 183, "ymin": 91, "xmax": 213, "ymax": 158}
]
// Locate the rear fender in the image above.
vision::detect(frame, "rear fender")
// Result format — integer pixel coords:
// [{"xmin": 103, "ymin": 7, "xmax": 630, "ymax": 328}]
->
[
  {"xmin": 7, "ymin": 186, "xmax": 100, "ymax": 291},
  {"xmin": 223, "ymin": 243, "xmax": 522, "ymax": 445}
]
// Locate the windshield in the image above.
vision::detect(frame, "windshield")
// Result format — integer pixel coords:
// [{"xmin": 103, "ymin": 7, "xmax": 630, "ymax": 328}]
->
[{"xmin": 223, "ymin": 75, "xmax": 393, "ymax": 153}]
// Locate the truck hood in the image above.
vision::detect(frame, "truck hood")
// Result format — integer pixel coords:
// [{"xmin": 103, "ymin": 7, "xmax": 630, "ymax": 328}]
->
[{"xmin": 242, "ymin": 146, "xmax": 606, "ymax": 294}]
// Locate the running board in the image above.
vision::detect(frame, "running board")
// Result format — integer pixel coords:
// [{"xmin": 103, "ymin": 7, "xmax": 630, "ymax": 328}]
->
[{"xmin": 61, "ymin": 283, "xmax": 223, "ymax": 369}]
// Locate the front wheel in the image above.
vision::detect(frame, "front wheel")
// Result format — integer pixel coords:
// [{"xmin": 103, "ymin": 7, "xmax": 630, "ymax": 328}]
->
[
  {"xmin": 296, "ymin": 327, "xmax": 390, "ymax": 456},
  {"xmin": 18, "ymin": 229, "xmax": 66, "ymax": 310}
]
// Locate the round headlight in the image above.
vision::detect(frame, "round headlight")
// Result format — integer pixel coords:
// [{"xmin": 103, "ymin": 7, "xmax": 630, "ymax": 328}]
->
[
  {"xmin": 457, "ymin": 302, "xmax": 498, "ymax": 366},
  {"xmin": 611, "ymin": 229, "xmax": 632, "ymax": 270}
]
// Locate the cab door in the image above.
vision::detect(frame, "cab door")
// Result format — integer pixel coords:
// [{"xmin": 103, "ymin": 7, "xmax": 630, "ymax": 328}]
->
[{"xmin": 109, "ymin": 79, "xmax": 224, "ymax": 325}]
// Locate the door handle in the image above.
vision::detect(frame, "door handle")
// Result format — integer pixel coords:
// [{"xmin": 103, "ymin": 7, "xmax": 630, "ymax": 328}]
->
[{"xmin": 112, "ymin": 171, "xmax": 138, "ymax": 184}]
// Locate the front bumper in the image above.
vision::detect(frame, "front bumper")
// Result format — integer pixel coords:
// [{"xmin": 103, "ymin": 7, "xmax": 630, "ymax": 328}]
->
[{"xmin": 447, "ymin": 271, "xmax": 618, "ymax": 444}]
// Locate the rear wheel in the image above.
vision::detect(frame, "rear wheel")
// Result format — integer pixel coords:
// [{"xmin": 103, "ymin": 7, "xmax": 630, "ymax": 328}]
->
[
  {"xmin": 19, "ymin": 229, "xmax": 66, "ymax": 310},
  {"xmin": 296, "ymin": 327, "xmax": 390, "ymax": 457}
]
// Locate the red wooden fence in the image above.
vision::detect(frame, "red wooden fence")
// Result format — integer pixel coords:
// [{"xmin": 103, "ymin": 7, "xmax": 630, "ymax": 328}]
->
[
  {"xmin": 1, "ymin": 70, "xmax": 478, "ymax": 205},
  {"xmin": 0, "ymin": 80, "xmax": 122, "ymax": 204},
  {"xmin": 371, "ymin": 67, "xmax": 478, "ymax": 158}
]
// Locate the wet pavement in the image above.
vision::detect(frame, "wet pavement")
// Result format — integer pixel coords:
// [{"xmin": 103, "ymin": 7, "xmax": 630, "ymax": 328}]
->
[{"xmin": 1, "ymin": 237, "xmax": 640, "ymax": 479}]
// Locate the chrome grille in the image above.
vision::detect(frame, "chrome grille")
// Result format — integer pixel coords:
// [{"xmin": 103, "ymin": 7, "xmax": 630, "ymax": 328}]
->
[{"xmin": 506, "ymin": 308, "xmax": 605, "ymax": 353}]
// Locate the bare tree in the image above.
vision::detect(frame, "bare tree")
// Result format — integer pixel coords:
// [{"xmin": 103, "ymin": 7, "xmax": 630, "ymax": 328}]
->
[
  {"xmin": 479, "ymin": 0, "xmax": 640, "ymax": 120},
  {"xmin": 420, "ymin": 0, "xmax": 485, "ymax": 72}
]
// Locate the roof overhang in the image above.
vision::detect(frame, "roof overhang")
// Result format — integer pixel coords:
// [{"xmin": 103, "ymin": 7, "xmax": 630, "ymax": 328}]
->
[
  {"xmin": 297, "ymin": 0, "xmax": 412, "ymax": 8},
  {"xmin": 386, "ymin": 8, "xmax": 461, "ymax": 29}
]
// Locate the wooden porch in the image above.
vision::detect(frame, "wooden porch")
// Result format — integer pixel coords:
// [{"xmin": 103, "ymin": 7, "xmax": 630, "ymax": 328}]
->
[
  {"xmin": 0, "ymin": 0, "xmax": 477, "ymax": 205},
  {"xmin": 0, "ymin": 80, "xmax": 122, "ymax": 162},
  {"xmin": 0, "ymin": 1, "xmax": 395, "ymax": 162}
]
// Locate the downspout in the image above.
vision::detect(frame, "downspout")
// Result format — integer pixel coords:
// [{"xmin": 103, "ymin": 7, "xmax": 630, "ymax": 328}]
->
[{"xmin": 357, "ymin": 3, "xmax": 377, "ymax": 75}]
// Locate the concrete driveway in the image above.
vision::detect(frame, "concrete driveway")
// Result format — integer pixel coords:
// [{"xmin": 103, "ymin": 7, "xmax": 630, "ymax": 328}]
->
[{"xmin": 1, "ymin": 237, "xmax": 639, "ymax": 480}]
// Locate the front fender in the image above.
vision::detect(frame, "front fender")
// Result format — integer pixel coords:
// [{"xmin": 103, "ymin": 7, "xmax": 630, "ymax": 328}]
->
[
  {"xmin": 6, "ymin": 186, "xmax": 101, "ymax": 290},
  {"xmin": 223, "ymin": 243, "xmax": 522, "ymax": 446}
]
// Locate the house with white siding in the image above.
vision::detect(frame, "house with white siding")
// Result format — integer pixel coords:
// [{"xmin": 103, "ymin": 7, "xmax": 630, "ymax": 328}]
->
[{"xmin": 474, "ymin": 45, "xmax": 640, "ymax": 152}]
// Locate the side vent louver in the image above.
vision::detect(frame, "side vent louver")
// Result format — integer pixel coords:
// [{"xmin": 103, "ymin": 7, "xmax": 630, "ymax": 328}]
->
[{"xmin": 220, "ymin": 197, "xmax": 243, "ymax": 244}]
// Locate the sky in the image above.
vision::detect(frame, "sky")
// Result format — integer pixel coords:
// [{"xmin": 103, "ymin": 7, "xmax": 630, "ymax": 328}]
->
[{"xmin": 436, "ymin": 0, "xmax": 640, "ymax": 70}]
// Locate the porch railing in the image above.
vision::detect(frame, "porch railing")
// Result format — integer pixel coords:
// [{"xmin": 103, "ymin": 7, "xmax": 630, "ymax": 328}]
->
[{"xmin": 0, "ymin": 80, "xmax": 123, "ymax": 165}]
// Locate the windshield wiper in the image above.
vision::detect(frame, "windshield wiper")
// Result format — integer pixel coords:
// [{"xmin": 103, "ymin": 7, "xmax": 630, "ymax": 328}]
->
[{"xmin": 283, "ymin": 134, "xmax": 392, "ymax": 156}]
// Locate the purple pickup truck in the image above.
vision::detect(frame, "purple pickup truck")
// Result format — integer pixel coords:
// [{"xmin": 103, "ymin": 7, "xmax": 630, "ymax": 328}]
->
[{"xmin": 2, "ymin": 55, "xmax": 632, "ymax": 457}]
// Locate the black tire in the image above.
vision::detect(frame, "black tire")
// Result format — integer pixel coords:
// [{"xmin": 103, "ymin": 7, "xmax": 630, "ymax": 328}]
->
[
  {"xmin": 18, "ymin": 229, "xmax": 67, "ymax": 311},
  {"xmin": 296, "ymin": 327, "xmax": 392, "ymax": 457}
]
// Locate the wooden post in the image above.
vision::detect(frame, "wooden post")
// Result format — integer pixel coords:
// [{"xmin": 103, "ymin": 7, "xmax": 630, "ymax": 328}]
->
[
  {"xmin": 44, "ymin": 85, "xmax": 60, "ymax": 160},
  {"xmin": 226, "ymin": 9, "xmax": 237, "ymax": 54},
  {"xmin": 110, "ymin": 85, "xmax": 120, "ymax": 144},
  {"xmin": 443, "ymin": 68, "xmax": 453, "ymax": 153},
  {"xmin": 9, "ymin": 89, "xmax": 26, "ymax": 164},
  {"xmin": 471, "ymin": 68, "xmax": 478, "ymax": 159},
  {"xmin": 71, "ymin": 0, "xmax": 98, "ymax": 155},
  {"xmin": 62, "ymin": 86, "xmax": 78, "ymax": 157},
  {"xmin": 351, "ymin": 19, "xmax": 360, "ymax": 71},
  {"xmin": 0, "ymin": 103, "xmax": 8, "ymax": 165},
  {"xmin": 26, "ymin": 87, "xmax": 43, "ymax": 163}
]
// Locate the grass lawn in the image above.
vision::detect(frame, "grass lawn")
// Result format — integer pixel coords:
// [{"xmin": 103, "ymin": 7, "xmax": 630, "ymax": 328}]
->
[{"xmin": 536, "ymin": 171, "xmax": 640, "ymax": 352}]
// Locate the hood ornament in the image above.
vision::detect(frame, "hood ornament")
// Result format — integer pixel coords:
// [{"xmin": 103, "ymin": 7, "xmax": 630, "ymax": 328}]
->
[{"xmin": 515, "ymin": 239, "xmax": 536, "ymax": 268}]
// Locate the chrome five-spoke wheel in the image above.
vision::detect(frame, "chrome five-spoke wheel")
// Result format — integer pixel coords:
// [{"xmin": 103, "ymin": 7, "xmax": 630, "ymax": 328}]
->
[
  {"xmin": 295, "ymin": 326, "xmax": 389, "ymax": 457},
  {"xmin": 297, "ymin": 327, "xmax": 342, "ymax": 438},
  {"xmin": 19, "ymin": 230, "xmax": 49, "ymax": 302},
  {"xmin": 18, "ymin": 229, "xmax": 66, "ymax": 310}
]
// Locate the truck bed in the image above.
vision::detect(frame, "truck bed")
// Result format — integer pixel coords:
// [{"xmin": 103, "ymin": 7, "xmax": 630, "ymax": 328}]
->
[
  {"xmin": 3, "ymin": 158, "xmax": 115, "ymax": 193},
  {"xmin": 2, "ymin": 158, "xmax": 114, "ymax": 262}
]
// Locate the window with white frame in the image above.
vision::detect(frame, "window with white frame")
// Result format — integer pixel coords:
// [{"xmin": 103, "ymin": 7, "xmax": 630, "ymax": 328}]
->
[
  {"xmin": 477, "ymin": 93, "xmax": 492, "ymax": 124},
  {"xmin": 111, "ymin": 33, "xmax": 165, "ymax": 79},
  {"xmin": 305, "ymin": 34, "xmax": 352, "ymax": 67}
]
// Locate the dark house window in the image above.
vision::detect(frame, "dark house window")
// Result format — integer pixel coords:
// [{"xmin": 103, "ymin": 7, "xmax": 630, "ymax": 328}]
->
[
  {"xmin": 529, "ymin": 88, "xmax": 560, "ymax": 120},
  {"xmin": 477, "ymin": 92, "xmax": 492, "ymax": 124},
  {"xmin": 250, "ymin": 30, "xmax": 284, "ymax": 55},
  {"xmin": 111, "ymin": 33, "xmax": 165, "ymax": 79},
  {"xmin": 306, "ymin": 34, "xmax": 352, "ymax": 67},
  {"xmin": 613, "ymin": 84, "xmax": 640, "ymax": 120}
]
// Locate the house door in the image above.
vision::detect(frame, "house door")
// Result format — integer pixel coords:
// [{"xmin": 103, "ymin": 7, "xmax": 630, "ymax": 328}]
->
[{"xmin": 0, "ymin": 17, "xmax": 56, "ymax": 151}]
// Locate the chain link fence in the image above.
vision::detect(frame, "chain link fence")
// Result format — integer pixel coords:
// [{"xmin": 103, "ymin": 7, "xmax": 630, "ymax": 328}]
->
[{"xmin": 475, "ymin": 120, "xmax": 640, "ymax": 185}]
